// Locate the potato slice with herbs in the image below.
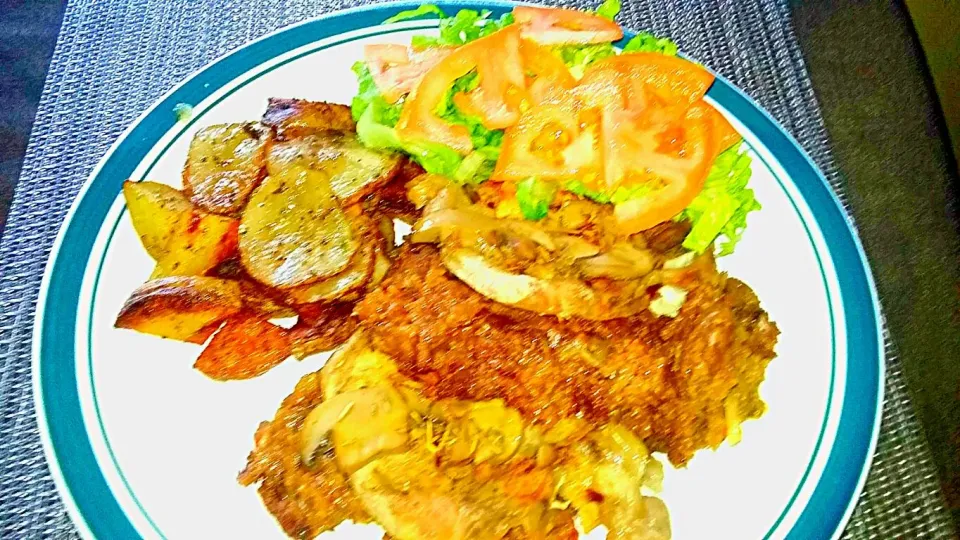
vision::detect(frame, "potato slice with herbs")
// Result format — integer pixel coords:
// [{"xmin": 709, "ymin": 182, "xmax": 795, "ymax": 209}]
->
[
  {"xmin": 239, "ymin": 167, "xmax": 358, "ymax": 288},
  {"xmin": 184, "ymin": 123, "xmax": 267, "ymax": 215},
  {"xmin": 124, "ymin": 181, "xmax": 239, "ymax": 277},
  {"xmin": 266, "ymin": 132, "xmax": 401, "ymax": 205},
  {"xmin": 261, "ymin": 98, "xmax": 356, "ymax": 139},
  {"xmin": 115, "ymin": 276, "xmax": 242, "ymax": 341},
  {"xmin": 284, "ymin": 242, "xmax": 374, "ymax": 305}
]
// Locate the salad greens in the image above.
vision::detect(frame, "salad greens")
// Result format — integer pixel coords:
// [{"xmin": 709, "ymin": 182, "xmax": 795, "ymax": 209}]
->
[
  {"xmin": 383, "ymin": 4, "xmax": 446, "ymax": 24},
  {"xmin": 408, "ymin": 8, "xmax": 515, "ymax": 48},
  {"xmin": 516, "ymin": 178, "xmax": 558, "ymax": 220},
  {"xmin": 678, "ymin": 143, "xmax": 760, "ymax": 255},
  {"xmin": 622, "ymin": 32, "xmax": 679, "ymax": 56},
  {"xmin": 354, "ymin": 3, "xmax": 761, "ymax": 254},
  {"xmin": 595, "ymin": 0, "xmax": 622, "ymax": 21},
  {"xmin": 352, "ymin": 8, "xmax": 509, "ymax": 182}
]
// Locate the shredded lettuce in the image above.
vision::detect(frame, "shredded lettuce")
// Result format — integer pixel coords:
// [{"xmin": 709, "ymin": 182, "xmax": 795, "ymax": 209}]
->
[
  {"xmin": 351, "ymin": 59, "xmax": 501, "ymax": 183},
  {"xmin": 173, "ymin": 103, "xmax": 193, "ymax": 122},
  {"xmin": 557, "ymin": 43, "xmax": 616, "ymax": 79},
  {"xmin": 516, "ymin": 178, "xmax": 557, "ymax": 220},
  {"xmin": 352, "ymin": 61, "xmax": 465, "ymax": 177},
  {"xmin": 622, "ymin": 32, "xmax": 679, "ymax": 56},
  {"xmin": 566, "ymin": 180, "xmax": 611, "ymax": 204},
  {"xmin": 595, "ymin": 0, "xmax": 622, "ymax": 21},
  {"xmin": 350, "ymin": 62, "xmax": 401, "ymax": 127},
  {"xmin": 411, "ymin": 8, "xmax": 515, "ymax": 47},
  {"xmin": 383, "ymin": 4, "xmax": 446, "ymax": 24},
  {"xmin": 678, "ymin": 143, "xmax": 760, "ymax": 255}
]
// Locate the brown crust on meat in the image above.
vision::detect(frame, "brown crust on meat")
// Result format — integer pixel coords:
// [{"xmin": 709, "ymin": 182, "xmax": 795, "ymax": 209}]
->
[
  {"xmin": 288, "ymin": 302, "xmax": 360, "ymax": 359},
  {"xmin": 238, "ymin": 370, "xmax": 370, "ymax": 538},
  {"xmin": 356, "ymin": 245, "xmax": 779, "ymax": 465}
]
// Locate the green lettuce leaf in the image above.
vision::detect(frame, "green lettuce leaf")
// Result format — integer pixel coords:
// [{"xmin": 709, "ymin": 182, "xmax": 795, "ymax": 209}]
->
[
  {"xmin": 557, "ymin": 43, "xmax": 616, "ymax": 79},
  {"xmin": 352, "ymin": 61, "xmax": 462, "ymax": 176},
  {"xmin": 622, "ymin": 32, "xmax": 679, "ymax": 56},
  {"xmin": 566, "ymin": 179, "xmax": 611, "ymax": 204},
  {"xmin": 412, "ymin": 8, "xmax": 515, "ymax": 47},
  {"xmin": 677, "ymin": 143, "xmax": 760, "ymax": 255},
  {"xmin": 595, "ymin": 0, "xmax": 622, "ymax": 21},
  {"xmin": 352, "ymin": 60, "xmax": 501, "ymax": 182},
  {"xmin": 517, "ymin": 178, "xmax": 558, "ymax": 220},
  {"xmin": 350, "ymin": 61, "xmax": 401, "ymax": 126},
  {"xmin": 383, "ymin": 4, "xmax": 446, "ymax": 24}
]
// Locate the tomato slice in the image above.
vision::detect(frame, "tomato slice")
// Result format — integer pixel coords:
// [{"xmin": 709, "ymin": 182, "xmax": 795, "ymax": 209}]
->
[
  {"xmin": 513, "ymin": 6, "xmax": 623, "ymax": 45},
  {"xmin": 610, "ymin": 102, "xmax": 717, "ymax": 233},
  {"xmin": 708, "ymin": 104, "xmax": 741, "ymax": 154},
  {"xmin": 577, "ymin": 53, "xmax": 715, "ymax": 111},
  {"xmin": 365, "ymin": 44, "xmax": 453, "ymax": 104},
  {"xmin": 493, "ymin": 93, "xmax": 603, "ymax": 184},
  {"xmin": 397, "ymin": 26, "xmax": 525, "ymax": 152},
  {"xmin": 518, "ymin": 40, "xmax": 577, "ymax": 105},
  {"xmin": 452, "ymin": 26, "xmax": 526, "ymax": 129}
]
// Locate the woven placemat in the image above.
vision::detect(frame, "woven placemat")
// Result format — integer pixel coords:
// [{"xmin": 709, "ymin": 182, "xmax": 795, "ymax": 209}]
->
[{"xmin": 0, "ymin": 0, "xmax": 954, "ymax": 538}]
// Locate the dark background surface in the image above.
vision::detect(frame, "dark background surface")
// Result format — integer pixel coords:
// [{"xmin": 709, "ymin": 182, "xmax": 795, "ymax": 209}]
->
[{"xmin": 1, "ymin": 0, "xmax": 958, "ymax": 530}]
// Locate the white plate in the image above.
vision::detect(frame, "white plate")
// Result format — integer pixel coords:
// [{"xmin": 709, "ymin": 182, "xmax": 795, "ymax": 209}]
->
[{"xmin": 33, "ymin": 2, "xmax": 884, "ymax": 539}]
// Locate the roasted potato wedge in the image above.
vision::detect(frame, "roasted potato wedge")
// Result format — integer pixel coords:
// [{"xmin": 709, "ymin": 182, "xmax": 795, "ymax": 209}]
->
[
  {"xmin": 152, "ymin": 215, "xmax": 239, "ymax": 279},
  {"xmin": 124, "ymin": 181, "xmax": 239, "ymax": 278},
  {"xmin": 239, "ymin": 167, "xmax": 359, "ymax": 288},
  {"xmin": 194, "ymin": 313, "xmax": 291, "ymax": 380},
  {"xmin": 123, "ymin": 180, "xmax": 193, "ymax": 260},
  {"xmin": 266, "ymin": 132, "xmax": 402, "ymax": 205},
  {"xmin": 184, "ymin": 123, "xmax": 267, "ymax": 215},
  {"xmin": 261, "ymin": 98, "xmax": 355, "ymax": 139},
  {"xmin": 441, "ymin": 247, "xmax": 649, "ymax": 320},
  {"xmin": 115, "ymin": 276, "xmax": 242, "ymax": 341},
  {"xmin": 238, "ymin": 279, "xmax": 296, "ymax": 318}
]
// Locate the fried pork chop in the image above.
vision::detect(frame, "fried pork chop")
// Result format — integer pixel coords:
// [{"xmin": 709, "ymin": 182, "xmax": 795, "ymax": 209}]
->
[
  {"xmin": 238, "ymin": 371, "xmax": 370, "ymax": 538},
  {"xmin": 356, "ymin": 245, "xmax": 778, "ymax": 465}
]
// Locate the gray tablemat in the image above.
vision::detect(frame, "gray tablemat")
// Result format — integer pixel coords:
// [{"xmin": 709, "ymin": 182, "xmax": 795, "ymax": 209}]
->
[{"xmin": 0, "ymin": 0, "xmax": 953, "ymax": 538}]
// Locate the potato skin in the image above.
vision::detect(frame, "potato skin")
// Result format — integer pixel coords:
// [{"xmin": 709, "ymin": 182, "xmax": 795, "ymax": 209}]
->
[
  {"xmin": 239, "ymin": 167, "xmax": 359, "ymax": 289},
  {"xmin": 261, "ymin": 99, "xmax": 355, "ymax": 139},
  {"xmin": 183, "ymin": 123, "xmax": 267, "ymax": 216},
  {"xmin": 124, "ymin": 181, "xmax": 239, "ymax": 278},
  {"xmin": 123, "ymin": 180, "xmax": 194, "ymax": 261},
  {"xmin": 114, "ymin": 276, "xmax": 243, "ymax": 342},
  {"xmin": 193, "ymin": 313, "xmax": 291, "ymax": 380}
]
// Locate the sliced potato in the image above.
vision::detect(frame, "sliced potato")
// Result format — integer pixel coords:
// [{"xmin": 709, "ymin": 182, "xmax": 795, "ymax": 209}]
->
[
  {"xmin": 239, "ymin": 166, "xmax": 358, "ymax": 288},
  {"xmin": 266, "ymin": 132, "xmax": 401, "ymax": 205},
  {"xmin": 123, "ymin": 181, "xmax": 194, "ymax": 260},
  {"xmin": 184, "ymin": 123, "xmax": 267, "ymax": 215},
  {"xmin": 284, "ymin": 242, "xmax": 374, "ymax": 305},
  {"xmin": 193, "ymin": 313, "xmax": 291, "ymax": 380},
  {"xmin": 261, "ymin": 98, "xmax": 355, "ymax": 138},
  {"xmin": 115, "ymin": 276, "xmax": 242, "ymax": 341},
  {"xmin": 441, "ymin": 247, "xmax": 649, "ymax": 320}
]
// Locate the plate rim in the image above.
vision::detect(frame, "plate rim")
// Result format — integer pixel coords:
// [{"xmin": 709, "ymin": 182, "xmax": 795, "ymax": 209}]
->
[{"xmin": 31, "ymin": 2, "xmax": 885, "ymax": 539}]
